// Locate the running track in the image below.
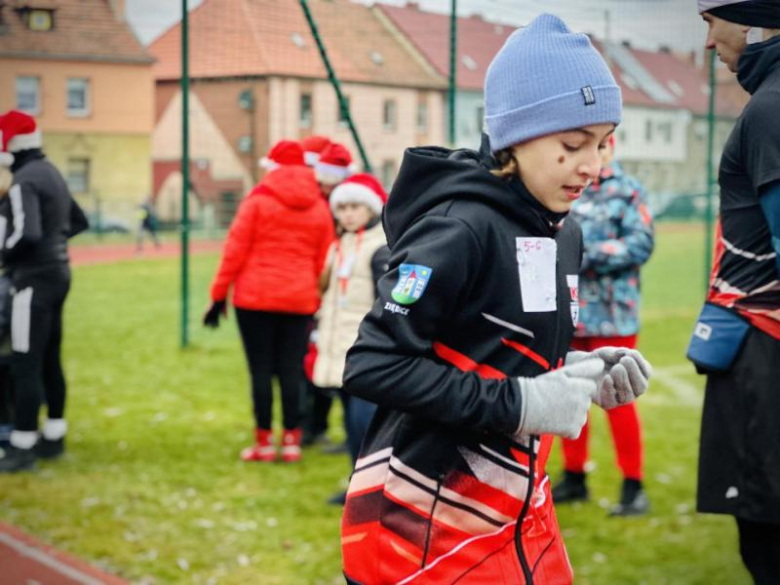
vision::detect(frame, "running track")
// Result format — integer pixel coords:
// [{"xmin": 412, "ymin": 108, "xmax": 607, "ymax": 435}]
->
[
  {"xmin": 70, "ymin": 239, "xmax": 223, "ymax": 267},
  {"xmin": 0, "ymin": 522, "xmax": 128, "ymax": 584}
]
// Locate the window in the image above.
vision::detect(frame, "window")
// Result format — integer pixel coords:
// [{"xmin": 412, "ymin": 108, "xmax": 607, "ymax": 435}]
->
[
  {"xmin": 28, "ymin": 9, "xmax": 53, "ymax": 31},
  {"xmin": 475, "ymin": 105, "xmax": 485, "ymax": 134},
  {"xmin": 67, "ymin": 78, "xmax": 90, "ymax": 117},
  {"xmin": 657, "ymin": 121, "xmax": 673, "ymax": 144},
  {"xmin": 66, "ymin": 158, "xmax": 90, "ymax": 194},
  {"xmin": 381, "ymin": 160, "xmax": 396, "ymax": 190},
  {"xmin": 300, "ymin": 93, "xmax": 312, "ymax": 128},
  {"xmin": 16, "ymin": 77, "xmax": 40, "ymax": 114},
  {"xmin": 337, "ymin": 96, "xmax": 350, "ymax": 125},
  {"xmin": 382, "ymin": 99, "xmax": 397, "ymax": 131},
  {"xmin": 417, "ymin": 101, "xmax": 428, "ymax": 133},
  {"xmin": 645, "ymin": 119, "xmax": 653, "ymax": 142}
]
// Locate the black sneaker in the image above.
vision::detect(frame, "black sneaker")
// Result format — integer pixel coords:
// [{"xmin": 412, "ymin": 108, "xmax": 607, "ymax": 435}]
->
[
  {"xmin": 35, "ymin": 437, "xmax": 65, "ymax": 460},
  {"xmin": 551, "ymin": 471, "xmax": 589, "ymax": 503},
  {"xmin": 609, "ymin": 479, "xmax": 650, "ymax": 516},
  {"xmin": 0, "ymin": 445, "xmax": 36, "ymax": 473}
]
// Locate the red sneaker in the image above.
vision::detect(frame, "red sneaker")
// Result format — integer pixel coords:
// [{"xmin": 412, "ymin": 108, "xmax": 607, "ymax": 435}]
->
[
  {"xmin": 241, "ymin": 428, "xmax": 275, "ymax": 462},
  {"xmin": 280, "ymin": 428, "xmax": 302, "ymax": 463}
]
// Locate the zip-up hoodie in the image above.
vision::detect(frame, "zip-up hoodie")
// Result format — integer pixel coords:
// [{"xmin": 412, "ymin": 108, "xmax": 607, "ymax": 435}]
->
[
  {"xmin": 341, "ymin": 142, "xmax": 582, "ymax": 584},
  {"xmin": 0, "ymin": 150, "xmax": 89, "ymax": 279},
  {"xmin": 210, "ymin": 165, "xmax": 335, "ymax": 314}
]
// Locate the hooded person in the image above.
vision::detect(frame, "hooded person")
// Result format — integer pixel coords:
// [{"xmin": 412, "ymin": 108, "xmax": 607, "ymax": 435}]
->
[
  {"xmin": 339, "ymin": 14, "xmax": 652, "ymax": 584},
  {"xmin": 0, "ymin": 110, "xmax": 88, "ymax": 474},
  {"xmin": 204, "ymin": 139, "xmax": 335, "ymax": 464},
  {"xmin": 693, "ymin": 2, "xmax": 780, "ymax": 582}
]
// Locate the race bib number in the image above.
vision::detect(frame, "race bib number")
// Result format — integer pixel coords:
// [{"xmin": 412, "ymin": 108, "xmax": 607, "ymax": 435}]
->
[{"xmin": 516, "ymin": 237, "xmax": 557, "ymax": 312}]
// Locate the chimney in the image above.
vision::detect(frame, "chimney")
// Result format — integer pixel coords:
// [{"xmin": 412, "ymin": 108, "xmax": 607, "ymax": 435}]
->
[{"xmin": 109, "ymin": 0, "xmax": 125, "ymax": 22}]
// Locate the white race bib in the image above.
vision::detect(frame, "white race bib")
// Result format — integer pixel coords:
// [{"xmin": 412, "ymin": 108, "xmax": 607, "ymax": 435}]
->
[{"xmin": 516, "ymin": 237, "xmax": 557, "ymax": 312}]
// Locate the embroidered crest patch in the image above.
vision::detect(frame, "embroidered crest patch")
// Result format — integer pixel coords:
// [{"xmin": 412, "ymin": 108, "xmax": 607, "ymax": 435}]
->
[{"xmin": 391, "ymin": 264, "xmax": 432, "ymax": 305}]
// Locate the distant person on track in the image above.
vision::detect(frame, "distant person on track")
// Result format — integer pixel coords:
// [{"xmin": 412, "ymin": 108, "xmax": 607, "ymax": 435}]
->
[
  {"xmin": 0, "ymin": 110, "xmax": 88, "ymax": 474},
  {"xmin": 135, "ymin": 197, "xmax": 161, "ymax": 254},
  {"xmin": 552, "ymin": 135, "xmax": 655, "ymax": 516},
  {"xmin": 203, "ymin": 140, "xmax": 334, "ymax": 463},
  {"xmin": 691, "ymin": 2, "xmax": 780, "ymax": 582},
  {"xmin": 339, "ymin": 15, "xmax": 652, "ymax": 583}
]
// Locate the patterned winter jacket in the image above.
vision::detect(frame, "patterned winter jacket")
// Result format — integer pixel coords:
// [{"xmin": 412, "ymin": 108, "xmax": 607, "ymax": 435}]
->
[{"xmin": 568, "ymin": 162, "xmax": 654, "ymax": 338}]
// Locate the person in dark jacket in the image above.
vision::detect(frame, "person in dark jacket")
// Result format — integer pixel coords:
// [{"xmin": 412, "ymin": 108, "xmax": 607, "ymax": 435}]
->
[
  {"xmin": 552, "ymin": 136, "xmax": 655, "ymax": 515},
  {"xmin": 695, "ymin": 2, "xmax": 780, "ymax": 582},
  {"xmin": 340, "ymin": 15, "xmax": 652, "ymax": 584},
  {"xmin": 0, "ymin": 110, "xmax": 88, "ymax": 473},
  {"xmin": 203, "ymin": 140, "xmax": 335, "ymax": 464}
]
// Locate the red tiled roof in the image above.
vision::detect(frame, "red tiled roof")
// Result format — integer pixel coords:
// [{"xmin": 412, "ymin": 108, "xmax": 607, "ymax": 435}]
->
[
  {"xmin": 149, "ymin": 0, "xmax": 444, "ymax": 89},
  {"xmin": 629, "ymin": 46, "xmax": 743, "ymax": 117},
  {"xmin": 377, "ymin": 3, "xmax": 516, "ymax": 91},
  {"xmin": 0, "ymin": 0, "xmax": 152, "ymax": 63}
]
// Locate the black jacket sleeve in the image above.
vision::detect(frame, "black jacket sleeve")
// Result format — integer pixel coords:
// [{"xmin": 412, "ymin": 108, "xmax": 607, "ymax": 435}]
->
[
  {"xmin": 3, "ymin": 181, "xmax": 42, "ymax": 261},
  {"xmin": 343, "ymin": 214, "xmax": 523, "ymax": 436},
  {"xmin": 370, "ymin": 245, "xmax": 390, "ymax": 297},
  {"xmin": 67, "ymin": 196, "xmax": 89, "ymax": 238}
]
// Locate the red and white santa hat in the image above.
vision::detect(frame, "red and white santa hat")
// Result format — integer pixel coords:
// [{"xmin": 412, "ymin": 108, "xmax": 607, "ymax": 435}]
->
[
  {"xmin": 0, "ymin": 110, "xmax": 43, "ymax": 167},
  {"xmin": 315, "ymin": 143, "xmax": 354, "ymax": 186},
  {"xmin": 329, "ymin": 173, "xmax": 388, "ymax": 216},
  {"xmin": 258, "ymin": 139, "xmax": 305, "ymax": 170},
  {"xmin": 300, "ymin": 135, "xmax": 331, "ymax": 167}
]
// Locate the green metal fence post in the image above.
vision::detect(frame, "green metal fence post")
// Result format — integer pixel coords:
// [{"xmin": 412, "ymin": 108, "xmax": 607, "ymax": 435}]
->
[
  {"xmin": 704, "ymin": 49, "xmax": 717, "ymax": 292},
  {"xmin": 180, "ymin": 0, "xmax": 190, "ymax": 348},
  {"xmin": 299, "ymin": 0, "xmax": 372, "ymax": 173},
  {"xmin": 448, "ymin": 0, "xmax": 457, "ymax": 146}
]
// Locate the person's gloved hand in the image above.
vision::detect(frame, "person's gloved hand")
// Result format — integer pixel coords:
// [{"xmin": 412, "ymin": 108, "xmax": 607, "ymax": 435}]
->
[
  {"xmin": 566, "ymin": 347, "xmax": 652, "ymax": 410},
  {"xmin": 515, "ymin": 359, "xmax": 604, "ymax": 439},
  {"xmin": 203, "ymin": 300, "xmax": 227, "ymax": 328}
]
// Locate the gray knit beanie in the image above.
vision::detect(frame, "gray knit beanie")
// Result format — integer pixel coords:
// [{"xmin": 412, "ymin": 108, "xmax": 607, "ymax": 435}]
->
[{"xmin": 484, "ymin": 14, "xmax": 622, "ymax": 152}]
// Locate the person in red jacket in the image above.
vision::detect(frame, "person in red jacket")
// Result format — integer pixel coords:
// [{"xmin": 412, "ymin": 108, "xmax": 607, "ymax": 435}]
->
[{"xmin": 204, "ymin": 140, "xmax": 335, "ymax": 463}]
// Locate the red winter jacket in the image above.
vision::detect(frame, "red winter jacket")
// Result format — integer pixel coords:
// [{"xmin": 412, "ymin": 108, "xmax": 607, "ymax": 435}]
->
[{"xmin": 210, "ymin": 165, "xmax": 335, "ymax": 314}]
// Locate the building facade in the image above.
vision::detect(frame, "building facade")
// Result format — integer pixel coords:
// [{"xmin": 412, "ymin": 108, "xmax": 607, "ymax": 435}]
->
[{"xmin": 0, "ymin": 0, "xmax": 154, "ymax": 223}]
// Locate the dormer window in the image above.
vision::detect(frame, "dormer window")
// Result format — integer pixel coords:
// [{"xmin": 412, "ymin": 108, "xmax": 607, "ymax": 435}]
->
[{"xmin": 28, "ymin": 8, "xmax": 52, "ymax": 31}]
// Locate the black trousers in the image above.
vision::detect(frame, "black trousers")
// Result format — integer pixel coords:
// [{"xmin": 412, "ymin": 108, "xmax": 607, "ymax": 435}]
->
[
  {"xmin": 235, "ymin": 309, "xmax": 310, "ymax": 430},
  {"xmin": 737, "ymin": 519, "xmax": 780, "ymax": 584},
  {"xmin": 10, "ymin": 268, "xmax": 71, "ymax": 432}
]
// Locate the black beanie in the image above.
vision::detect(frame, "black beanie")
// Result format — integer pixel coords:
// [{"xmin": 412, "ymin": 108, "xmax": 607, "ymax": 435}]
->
[{"xmin": 702, "ymin": 0, "xmax": 780, "ymax": 29}]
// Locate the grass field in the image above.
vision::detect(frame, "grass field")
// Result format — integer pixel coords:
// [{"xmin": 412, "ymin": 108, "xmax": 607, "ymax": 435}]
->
[{"xmin": 0, "ymin": 222, "xmax": 752, "ymax": 584}]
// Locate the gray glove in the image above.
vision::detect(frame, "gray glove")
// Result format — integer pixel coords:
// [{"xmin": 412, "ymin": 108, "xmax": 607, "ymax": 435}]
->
[
  {"xmin": 515, "ymin": 359, "xmax": 604, "ymax": 440},
  {"xmin": 566, "ymin": 347, "xmax": 652, "ymax": 410}
]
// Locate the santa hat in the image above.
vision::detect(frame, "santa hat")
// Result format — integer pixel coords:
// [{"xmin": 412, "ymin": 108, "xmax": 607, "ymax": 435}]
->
[
  {"xmin": 0, "ymin": 110, "xmax": 42, "ymax": 166},
  {"xmin": 329, "ymin": 173, "xmax": 387, "ymax": 216},
  {"xmin": 315, "ymin": 143, "xmax": 353, "ymax": 186},
  {"xmin": 300, "ymin": 135, "xmax": 331, "ymax": 167},
  {"xmin": 259, "ymin": 140, "xmax": 304, "ymax": 170}
]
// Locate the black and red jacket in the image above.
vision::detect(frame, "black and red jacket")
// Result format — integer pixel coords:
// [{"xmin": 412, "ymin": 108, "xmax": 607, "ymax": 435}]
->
[{"xmin": 341, "ymin": 142, "xmax": 582, "ymax": 584}]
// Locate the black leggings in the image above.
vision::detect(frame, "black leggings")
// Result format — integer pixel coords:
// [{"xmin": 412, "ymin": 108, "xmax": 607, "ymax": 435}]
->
[
  {"xmin": 11, "ymin": 269, "xmax": 70, "ymax": 432},
  {"xmin": 235, "ymin": 309, "xmax": 310, "ymax": 430},
  {"xmin": 738, "ymin": 519, "xmax": 780, "ymax": 584}
]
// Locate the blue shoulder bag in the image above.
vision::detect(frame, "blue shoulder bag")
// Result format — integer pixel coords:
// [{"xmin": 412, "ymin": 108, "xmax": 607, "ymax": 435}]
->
[{"xmin": 686, "ymin": 302, "xmax": 751, "ymax": 374}]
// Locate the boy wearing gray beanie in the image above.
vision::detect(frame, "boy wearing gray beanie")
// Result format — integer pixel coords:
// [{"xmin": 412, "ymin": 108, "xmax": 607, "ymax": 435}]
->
[
  {"xmin": 694, "ymin": 2, "xmax": 780, "ymax": 582},
  {"xmin": 340, "ymin": 13, "xmax": 652, "ymax": 584}
]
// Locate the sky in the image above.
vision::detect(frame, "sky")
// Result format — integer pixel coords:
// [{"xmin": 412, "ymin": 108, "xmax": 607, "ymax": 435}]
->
[{"xmin": 126, "ymin": 0, "xmax": 709, "ymax": 54}]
